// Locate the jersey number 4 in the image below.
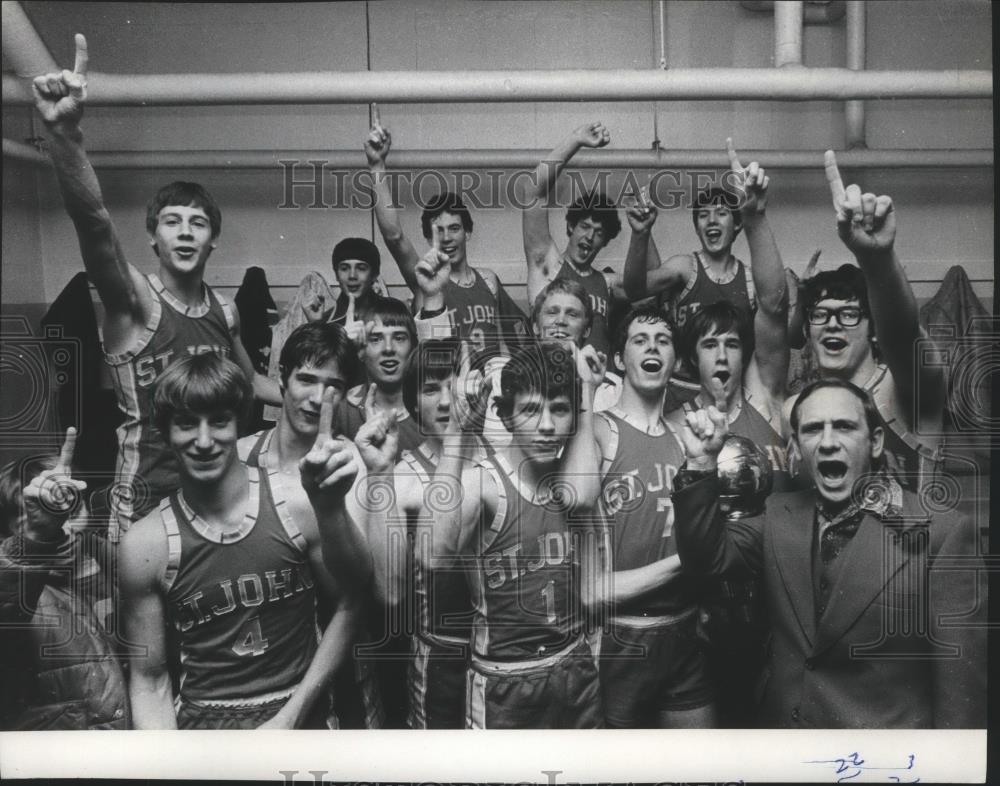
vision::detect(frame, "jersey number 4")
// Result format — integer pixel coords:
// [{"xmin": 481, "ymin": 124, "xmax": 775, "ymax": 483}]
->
[{"xmin": 232, "ymin": 617, "xmax": 270, "ymax": 658}]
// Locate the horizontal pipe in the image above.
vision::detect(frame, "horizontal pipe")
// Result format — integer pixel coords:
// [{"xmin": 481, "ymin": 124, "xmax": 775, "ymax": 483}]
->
[
  {"xmin": 1, "ymin": 67, "xmax": 992, "ymax": 106},
  {"xmin": 774, "ymin": 1, "xmax": 804, "ymax": 67},
  {"xmin": 1, "ymin": 1, "xmax": 58, "ymax": 77},
  {"xmin": 4, "ymin": 139, "xmax": 992, "ymax": 170}
]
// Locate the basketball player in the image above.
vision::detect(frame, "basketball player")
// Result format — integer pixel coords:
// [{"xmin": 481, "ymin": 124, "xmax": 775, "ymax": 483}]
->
[
  {"xmin": 428, "ymin": 341, "xmax": 606, "ymax": 728},
  {"xmin": 593, "ymin": 306, "xmax": 715, "ymax": 727},
  {"xmin": 33, "ymin": 35, "xmax": 281, "ymax": 540},
  {"xmin": 664, "ymin": 146, "xmax": 791, "ymax": 487},
  {"xmin": 365, "ymin": 115, "xmax": 527, "ymax": 359},
  {"xmin": 781, "ymin": 153, "xmax": 947, "ymax": 491},
  {"xmin": 333, "ymin": 297, "xmax": 422, "ymax": 457},
  {"xmin": 362, "ymin": 338, "xmax": 484, "ymax": 728},
  {"xmin": 119, "ymin": 354, "xmax": 363, "ymax": 729},
  {"xmin": 623, "ymin": 139, "xmax": 759, "ymax": 332},
  {"xmin": 522, "ymin": 122, "xmax": 637, "ymax": 358}
]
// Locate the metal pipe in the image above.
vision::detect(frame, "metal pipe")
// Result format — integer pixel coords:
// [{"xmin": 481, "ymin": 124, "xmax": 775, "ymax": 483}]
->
[
  {"xmin": 1, "ymin": 1, "xmax": 57, "ymax": 77},
  {"xmin": 656, "ymin": 0, "xmax": 667, "ymax": 69},
  {"xmin": 742, "ymin": 1, "xmax": 846, "ymax": 24},
  {"xmin": 4, "ymin": 139, "xmax": 991, "ymax": 169},
  {"xmin": 774, "ymin": 1, "xmax": 804, "ymax": 67},
  {"xmin": 1, "ymin": 67, "xmax": 991, "ymax": 106},
  {"xmin": 845, "ymin": 1, "xmax": 867, "ymax": 148}
]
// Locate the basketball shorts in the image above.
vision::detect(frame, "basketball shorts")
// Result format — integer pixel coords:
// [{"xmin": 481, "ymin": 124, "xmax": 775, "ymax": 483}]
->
[
  {"xmin": 407, "ymin": 634, "xmax": 469, "ymax": 729},
  {"xmin": 598, "ymin": 608, "xmax": 715, "ymax": 727},
  {"xmin": 466, "ymin": 636, "xmax": 603, "ymax": 729}
]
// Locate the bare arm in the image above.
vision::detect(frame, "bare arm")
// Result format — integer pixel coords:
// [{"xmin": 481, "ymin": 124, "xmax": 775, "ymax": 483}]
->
[
  {"xmin": 119, "ymin": 516, "xmax": 177, "ymax": 729},
  {"xmin": 365, "ymin": 465, "xmax": 416, "ymax": 608},
  {"xmin": 259, "ymin": 527, "xmax": 361, "ymax": 729},
  {"xmin": 365, "ymin": 116, "xmax": 421, "ymax": 292},
  {"xmin": 824, "ymin": 151, "xmax": 946, "ymax": 420},
  {"xmin": 522, "ymin": 123, "xmax": 610, "ymax": 300},
  {"xmin": 726, "ymin": 140, "xmax": 789, "ymax": 402},
  {"xmin": 33, "ymin": 34, "xmax": 151, "ymax": 337}
]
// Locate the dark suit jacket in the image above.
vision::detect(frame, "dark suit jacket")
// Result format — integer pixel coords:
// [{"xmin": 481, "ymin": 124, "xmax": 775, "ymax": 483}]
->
[{"xmin": 673, "ymin": 476, "xmax": 986, "ymax": 728}]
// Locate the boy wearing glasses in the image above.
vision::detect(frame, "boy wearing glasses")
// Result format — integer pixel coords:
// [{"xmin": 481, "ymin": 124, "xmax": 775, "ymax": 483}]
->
[{"xmin": 781, "ymin": 153, "xmax": 946, "ymax": 492}]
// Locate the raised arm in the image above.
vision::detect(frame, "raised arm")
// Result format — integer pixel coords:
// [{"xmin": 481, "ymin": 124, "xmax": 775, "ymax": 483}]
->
[
  {"xmin": 352, "ymin": 401, "xmax": 407, "ymax": 606},
  {"xmin": 119, "ymin": 516, "xmax": 177, "ymax": 729},
  {"xmin": 365, "ymin": 109, "xmax": 421, "ymax": 292},
  {"xmin": 33, "ymin": 34, "xmax": 151, "ymax": 334},
  {"xmin": 299, "ymin": 389, "xmax": 374, "ymax": 594},
  {"xmin": 824, "ymin": 151, "xmax": 946, "ymax": 420},
  {"xmin": 727, "ymin": 140, "xmax": 789, "ymax": 403},
  {"xmin": 522, "ymin": 123, "xmax": 610, "ymax": 300}
]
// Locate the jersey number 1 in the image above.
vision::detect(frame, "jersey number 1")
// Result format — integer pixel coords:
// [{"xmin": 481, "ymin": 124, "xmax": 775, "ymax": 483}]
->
[{"xmin": 232, "ymin": 617, "xmax": 269, "ymax": 658}]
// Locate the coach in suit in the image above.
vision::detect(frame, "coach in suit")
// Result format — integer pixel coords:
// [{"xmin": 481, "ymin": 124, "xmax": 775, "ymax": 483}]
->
[{"xmin": 671, "ymin": 377, "xmax": 986, "ymax": 728}]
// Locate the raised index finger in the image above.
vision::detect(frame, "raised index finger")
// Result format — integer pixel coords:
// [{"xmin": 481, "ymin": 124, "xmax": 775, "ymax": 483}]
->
[
  {"xmin": 371, "ymin": 102, "xmax": 382, "ymax": 130},
  {"xmin": 346, "ymin": 292, "xmax": 356, "ymax": 324},
  {"xmin": 726, "ymin": 137, "xmax": 742, "ymax": 173},
  {"xmin": 708, "ymin": 377, "xmax": 728, "ymax": 412},
  {"xmin": 56, "ymin": 426, "xmax": 78, "ymax": 471},
  {"xmin": 73, "ymin": 34, "xmax": 89, "ymax": 77},
  {"xmin": 315, "ymin": 387, "xmax": 336, "ymax": 446},
  {"xmin": 824, "ymin": 150, "xmax": 846, "ymax": 212}
]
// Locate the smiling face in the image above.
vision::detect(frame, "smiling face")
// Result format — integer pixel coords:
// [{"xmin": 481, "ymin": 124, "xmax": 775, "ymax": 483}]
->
[
  {"xmin": 617, "ymin": 316, "xmax": 675, "ymax": 395},
  {"xmin": 363, "ymin": 317, "xmax": 413, "ymax": 389},
  {"xmin": 153, "ymin": 204, "xmax": 215, "ymax": 278},
  {"xmin": 793, "ymin": 387, "xmax": 884, "ymax": 509},
  {"xmin": 807, "ymin": 297, "xmax": 873, "ymax": 379},
  {"xmin": 694, "ymin": 204, "xmax": 738, "ymax": 256},
  {"xmin": 534, "ymin": 291, "xmax": 591, "ymax": 347},
  {"xmin": 694, "ymin": 327, "xmax": 744, "ymax": 404},
  {"xmin": 334, "ymin": 258, "xmax": 373, "ymax": 299},
  {"xmin": 428, "ymin": 211, "xmax": 469, "ymax": 269},
  {"xmin": 168, "ymin": 409, "xmax": 240, "ymax": 485},
  {"xmin": 565, "ymin": 216, "xmax": 609, "ymax": 268}
]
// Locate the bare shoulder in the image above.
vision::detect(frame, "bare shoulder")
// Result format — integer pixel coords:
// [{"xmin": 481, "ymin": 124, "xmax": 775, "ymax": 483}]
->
[{"xmin": 119, "ymin": 512, "xmax": 167, "ymax": 590}]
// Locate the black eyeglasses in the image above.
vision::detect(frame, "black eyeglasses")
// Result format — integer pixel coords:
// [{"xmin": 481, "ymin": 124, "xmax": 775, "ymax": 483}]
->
[{"xmin": 807, "ymin": 306, "xmax": 863, "ymax": 327}]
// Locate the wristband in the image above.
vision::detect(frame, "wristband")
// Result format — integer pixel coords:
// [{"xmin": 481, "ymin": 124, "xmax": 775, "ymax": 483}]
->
[
  {"xmin": 419, "ymin": 305, "xmax": 448, "ymax": 319},
  {"xmin": 673, "ymin": 463, "xmax": 715, "ymax": 492}
]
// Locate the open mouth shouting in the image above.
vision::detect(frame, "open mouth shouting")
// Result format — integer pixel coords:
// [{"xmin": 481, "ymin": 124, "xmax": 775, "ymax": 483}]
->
[
  {"xmin": 820, "ymin": 336, "xmax": 849, "ymax": 353},
  {"xmin": 816, "ymin": 459, "xmax": 849, "ymax": 486},
  {"xmin": 712, "ymin": 369, "xmax": 732, "ymax": 385},
  {"xmin": 379, "ymin": 359, "xmax": 401, "ymax": 375},
  {"xmin": 173, "ymin": 245, "xmax": 198, "ymax": 261},
  {"xmin": 640, "ymin": 357, "xmax": 664, "ymax": 373},
  {"xmin": 704, "ymin": 227, "xmax": 723, "ymax": 243}
]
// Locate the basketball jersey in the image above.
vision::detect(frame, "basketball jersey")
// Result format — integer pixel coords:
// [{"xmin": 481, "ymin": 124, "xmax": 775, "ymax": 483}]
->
[
  {"xmin": 671, "ymin": 395, "xmax": 793, "ymax": 494},
  {"xmin": 864, "ymin": 364, "xmax": 942, "ymax": 493},
  {"xmin": 554, "ymin": 262, "xmax": 612, "ymax": 357},
  {"xmin": 598, "ymin": 410, "xmax": 693, "ymax": 617},
  {"xmin": 668, "ymin": 252, "xmax": 756, "ymax": 329},
  {"xmin": 334, "ymin": 385, "xmax": 422, "ymax": 458},
  {"xmin": 469, "ymin": 454, "xmax": 580, "ymax": 660},
  {"xmin": 105, "ymin": 274, "xmax": 236, "ymax": 540},
  {"xmin": 443, "ymin": 269, "xmax": 501, "ymax": 361},
  {"xmin": 400, "ymin": 446, "xmax": 473, "ymax": 645},
  {"xmin": 159, "ymin": 466, "xmax": 318, "ymax": 701}
]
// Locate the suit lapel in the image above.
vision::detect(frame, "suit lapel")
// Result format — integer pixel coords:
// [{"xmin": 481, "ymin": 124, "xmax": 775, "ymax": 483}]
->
[
  {"xmin": 769, "ymin": 492, "xmax": 818, "ymax": 647},
  {"xmin": 813, "ymin": 510, "xmax": 915, "ymax": 655}
]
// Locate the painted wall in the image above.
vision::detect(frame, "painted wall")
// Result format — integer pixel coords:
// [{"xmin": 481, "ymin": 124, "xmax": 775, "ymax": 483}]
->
[{"xmin": 2, "ymin": 0, "xmax": 993, "ymax": 313}]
